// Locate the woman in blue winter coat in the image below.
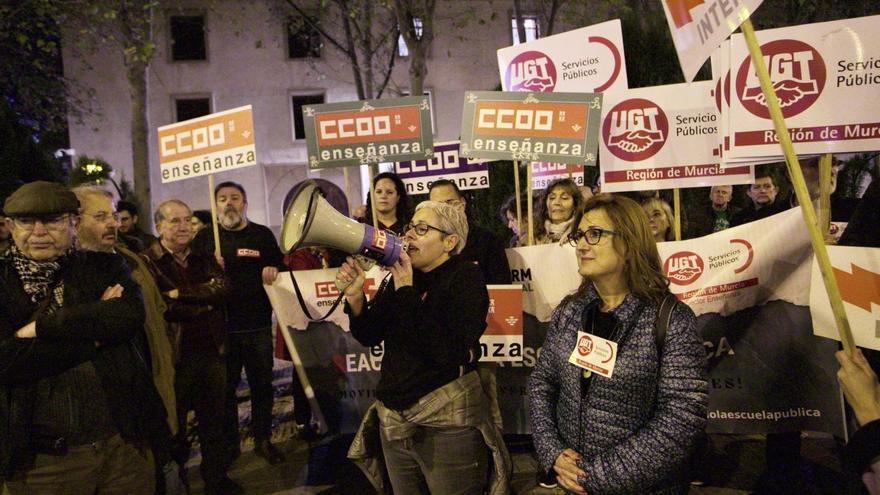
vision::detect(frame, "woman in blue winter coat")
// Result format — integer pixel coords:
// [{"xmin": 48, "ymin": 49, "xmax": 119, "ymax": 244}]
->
[{"xmin": 528, "ymin": 193, "xmax": 708, "ymax": 494}]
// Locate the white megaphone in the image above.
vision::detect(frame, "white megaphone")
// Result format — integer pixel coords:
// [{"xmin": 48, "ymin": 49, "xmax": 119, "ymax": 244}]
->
[{"xmin": 281, "ymin": 181, "xmax": 406, "ymax": 285}]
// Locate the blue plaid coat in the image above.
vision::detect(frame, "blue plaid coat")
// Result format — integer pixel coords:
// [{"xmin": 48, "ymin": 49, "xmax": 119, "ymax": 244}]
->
[{"xmin": 528, "ymin": 285, "xmax": 708, "ymax": 494}]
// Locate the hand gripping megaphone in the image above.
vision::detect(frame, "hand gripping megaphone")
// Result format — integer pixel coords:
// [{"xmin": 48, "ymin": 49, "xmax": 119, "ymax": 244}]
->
[{"xmin": 281, "ymin": 181, "xmax": 406, "ymax": 288}]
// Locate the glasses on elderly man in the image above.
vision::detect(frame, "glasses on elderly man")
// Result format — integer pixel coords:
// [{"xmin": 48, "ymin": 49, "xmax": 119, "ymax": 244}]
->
[
  {"xmin": 403, "ymin": 222, "xmax": 450, "ymax": 237},
  {"xmin": 82, "ymin": 211, "xmax": 120, "ymax": 224},
  {"xmin": 567, "ymin": 227, "xmax": 617, "ymax": 247},
  {"xmin": 12, "ymin": 214, "xmax": 72, "ymax": 232}
]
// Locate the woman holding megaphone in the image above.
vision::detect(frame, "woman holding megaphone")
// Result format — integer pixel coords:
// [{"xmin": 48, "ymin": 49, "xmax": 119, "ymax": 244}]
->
[{"xmin": 341, "ymin": 201, "xmax": 511, "ymax": 495}]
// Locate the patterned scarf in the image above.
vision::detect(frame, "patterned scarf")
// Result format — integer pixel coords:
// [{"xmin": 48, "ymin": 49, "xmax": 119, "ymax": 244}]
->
[
  {"xmin": 6, "ymin": 244, "xmax": 65, "ymax": 311},
  {"xmin": 544, "ymin": 216, "xmax": 575, "ymax": 242}
]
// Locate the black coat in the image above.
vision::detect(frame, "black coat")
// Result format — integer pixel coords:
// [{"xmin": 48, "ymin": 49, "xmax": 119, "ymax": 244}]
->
[{"xmin": 0, "ymin": 250, "xmax": 166, "ymax": 476}]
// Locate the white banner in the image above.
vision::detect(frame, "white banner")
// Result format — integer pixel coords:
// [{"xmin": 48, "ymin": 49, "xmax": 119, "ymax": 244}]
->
[
  {"xmin": 661, "ymin": 0, "xmax": 763, "ymax": 82},
  {"xmin": 497, "ymin": 20, "xmax": 627, "ymax": 93},
  {"xmin": 505, "ymin": 207, "xmax": 813, "ymax": 321},
  {"xmin": 599, "ymin": 82, "xmax": 754, "ymax": 192},
  {"xmin": 727, "ymin": 15, "xmax": 880, "ymax": 158},
  {"xmin": 810, "ymin": 246, "xmax": 880, "ymax": 351}
]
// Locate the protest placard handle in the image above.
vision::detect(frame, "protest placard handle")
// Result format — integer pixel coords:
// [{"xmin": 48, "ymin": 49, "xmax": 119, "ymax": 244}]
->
[
  {"xmin": 514, "ymin": 161, "xmax": 523, "ymax": 245},
  {"xmin": 368, "ymin": 178, "xmax": 379, "ymax": 231},
  {"xmin": 818, "ymin": 153, "xmax": 832, "ymax": 236},
  {"xmin": 207, "ymin": 174, "xmax": 221, "ymax": 258},
  {"xmin": 343, "ymin": 166, "xmax": 351, "ymax": 216},
  {"xmin": 673, "ymin": 188, "xmax": 682, "ymax": 241},
  {"xmin": 279, "ymin": 324, "xmax": 328, "ymax": 435},
  {"xmin": 526, "ymin": 162, "xmax": 534, "ymax": 246},
  {"xmin": 741, "ymin": 19, "xmax": 854, "ymax": 355}
]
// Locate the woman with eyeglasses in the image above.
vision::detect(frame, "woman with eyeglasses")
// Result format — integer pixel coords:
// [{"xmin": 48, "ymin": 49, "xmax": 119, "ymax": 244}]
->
[
  {"xmin": 528, "ymin": 193, "xmax": 707, "ymax": 494},
  {"xmin": 534, "ymin": 178, "xmax": 584, "ymax": 245},
  {"xmin": 340, "ymin": 201, "xmax": 510, "ymax": 495},
  {"xmin": 359, "ymin": 172, "xmax": 412, "ymax": 236},
  {"xmin": 642, "ymin": 197, "xmax": 675, "ymax": 242}
]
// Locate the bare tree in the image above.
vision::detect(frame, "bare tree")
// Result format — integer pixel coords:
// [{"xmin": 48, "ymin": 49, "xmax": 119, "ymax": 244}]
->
[
  {"xmin": 280, "ymin": 0, "xmax": 400, "ymax": 99},
  {"xmin": 394, "ymin": 0, "xmax": 436, "ymax": 96}
]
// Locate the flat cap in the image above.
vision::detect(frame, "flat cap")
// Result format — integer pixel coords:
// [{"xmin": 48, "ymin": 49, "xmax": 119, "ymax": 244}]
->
[{"xmin": 3, "ymin": 181, "xmax": 80, "ymax": 217}]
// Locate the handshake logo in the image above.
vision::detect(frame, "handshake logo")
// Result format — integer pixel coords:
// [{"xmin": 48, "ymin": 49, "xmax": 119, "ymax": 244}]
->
[
  {"xmin": 602, "ymin": 98, "xmax": 669, "ymax": 162},
  {"xmin": 736, "ymin": 39, "xmax": 826, "ymax": 119}
]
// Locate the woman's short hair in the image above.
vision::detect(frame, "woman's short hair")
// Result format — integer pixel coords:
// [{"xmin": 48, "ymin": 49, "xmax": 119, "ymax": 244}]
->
[
  {"xmin": 641, "ymin": 197, "xmax": 675, "ymax": 241},
  {"xmin": 534, "ymin": 178, "xmax": 584, "ymax": 239},
  {"xmin": 415, "ymin": 200, "xmax": 469, "ymax": 255},
  {"xmin": 574, "ymin": 193, "xmax": 670, "ymax": 303}
]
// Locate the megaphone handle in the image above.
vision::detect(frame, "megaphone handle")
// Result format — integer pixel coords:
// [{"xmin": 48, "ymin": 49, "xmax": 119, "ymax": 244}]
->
[{"xmin": 288, "ymin": 271, "xmax": 345, "ymax": 322}]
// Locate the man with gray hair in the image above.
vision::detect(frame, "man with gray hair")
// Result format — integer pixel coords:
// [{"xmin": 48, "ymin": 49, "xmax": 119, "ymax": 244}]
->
[
  {"xmin": 146, "ymin": 199, "xmax": 238, "ymax": 495},
  {"xmin": 0, "ymin": 181, "xmax": 164, "ymax": 494},
  {"xmin": 72, "ymin": 186, "xmax": 178, "ymax": 489},
  {"xmin": 684, "ymin": 185, "xmax": 738, "ymax": 239}
]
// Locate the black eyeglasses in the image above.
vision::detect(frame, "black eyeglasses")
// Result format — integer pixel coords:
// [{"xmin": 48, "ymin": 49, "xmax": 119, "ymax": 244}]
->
[
  {"xmin": 567, "ymin": 227, "xmax": 616, "ymax": 247},
  {"xmin": 403, "ymin": 222, "xmax": 450, "ymax": 237}
]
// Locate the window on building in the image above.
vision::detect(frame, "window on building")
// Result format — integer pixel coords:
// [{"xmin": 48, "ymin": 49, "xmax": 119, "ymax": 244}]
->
[
  {"xmin": 170, "ymin": 15, "xmax": 207, "ymax": 61},
  {"xmin": 287, "ymin": 16, "xmax": 321, "ymax": 58},
  {"xmin": 292, "ymin": 93, "xmax": 325, "ymax": 140},
  {"xmin": 174, "ymin": 97, "xmax": 211, "ymax": 122},
  {"xmin": 511, "ymin": 16, "xmax": 540, "ymax": 45},
  {"xmin": 397, "ymin": 17, "xmax": 423, "ymax": 57}
]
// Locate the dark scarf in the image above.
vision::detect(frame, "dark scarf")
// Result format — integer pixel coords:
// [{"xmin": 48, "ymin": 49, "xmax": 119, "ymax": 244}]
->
[{"xmin": 6, "ymin": 244, "xmax": 65, "ymax": 311}]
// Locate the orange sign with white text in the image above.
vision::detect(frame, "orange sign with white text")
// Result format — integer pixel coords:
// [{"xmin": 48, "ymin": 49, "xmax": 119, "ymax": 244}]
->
[
  {"xmin": 157, "ymin": 105, "xmax": 257, "ymax": 183},
  {"xmin": 481, "ymin": 284, "xmax": 524, "ymax": 362}
]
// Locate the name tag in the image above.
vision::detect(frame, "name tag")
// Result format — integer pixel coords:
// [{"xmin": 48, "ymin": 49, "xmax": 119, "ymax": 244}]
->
[
  {"xmin": 568, "ymin": 331, "xmax": 617, "ymax": 379},
  {"xmin": 237, "ymin": 248, "xmax": 260, "ymax": 258}
]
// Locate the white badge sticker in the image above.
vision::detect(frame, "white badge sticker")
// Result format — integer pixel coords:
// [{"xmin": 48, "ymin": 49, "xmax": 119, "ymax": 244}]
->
[{"xmin": 568, "ymin": 331, "xmax": 618, "ymax": 379}]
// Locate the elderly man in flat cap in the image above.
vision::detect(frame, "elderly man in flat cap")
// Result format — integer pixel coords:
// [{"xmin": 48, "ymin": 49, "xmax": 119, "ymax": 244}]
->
[{"xmin": 0, "ymin": 181, "xmax": 167, "ymax": 495}]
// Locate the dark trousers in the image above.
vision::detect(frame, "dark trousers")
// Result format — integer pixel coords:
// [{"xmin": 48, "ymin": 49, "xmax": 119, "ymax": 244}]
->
[
  {"xmin": 224, "ymin": 330, "xmax": 275, "ymax": 446},
  {"xmin": 379, "ymin": 426, "xmax": 489, "ymax": 495},
  {"xmin": 5, "ymin": 434, "xmax": 154, "ymax": 495},
  {"xmin": 175, "ymin": 351, "xmax": 227, "ymax": 485}
]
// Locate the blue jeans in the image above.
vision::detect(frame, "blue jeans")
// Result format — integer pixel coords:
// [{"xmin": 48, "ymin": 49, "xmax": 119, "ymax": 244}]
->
[{"xmin": 380, "ymin": 425, "xmax": 489, "ymax": 495}]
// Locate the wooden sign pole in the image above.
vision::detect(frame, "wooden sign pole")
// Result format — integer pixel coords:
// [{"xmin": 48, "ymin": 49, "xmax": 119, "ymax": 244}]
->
[
  {"xmin": 526, "ymin": 163, "xmax": 534, "ymax": 246},
  {"xmin": 741, "ymin": 19, "xmax": 854, "ymax": 355},
  {"xmin": 514, "ymin": 162, "xmax": 523, "ymax": 245},
  {"xmin": 818, "ymin": 153, "xmax": 833, "ymax": 236},
  {"xmin": 207, "ymin": 174, "xmax": 221, "ymax": 258},
  {"xmin": 673, "ymin": 188, "xmax": 682, "ymax": 241}
]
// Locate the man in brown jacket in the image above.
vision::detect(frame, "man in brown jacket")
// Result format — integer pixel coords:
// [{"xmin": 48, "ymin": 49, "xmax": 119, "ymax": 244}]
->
[{"xmin": 146, "ymin": 199, "xmax": 239, "ymax": 495}]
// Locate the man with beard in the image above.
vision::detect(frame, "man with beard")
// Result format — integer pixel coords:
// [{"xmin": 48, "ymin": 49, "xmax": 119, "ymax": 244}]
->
[
  {"xmin": 0, "ymin": 181, "xmax": 165, "ymax": 494},
  {"xmin": 71, "ymin": 186, "xmax": 178, "ymax": 490},
  {"xmin": 192, "ymin": 181, "xmax": 286, "ymax": 465},
  {"xmin": 147, "ymin": 199, "xmax": 239, "ymax": 495}
]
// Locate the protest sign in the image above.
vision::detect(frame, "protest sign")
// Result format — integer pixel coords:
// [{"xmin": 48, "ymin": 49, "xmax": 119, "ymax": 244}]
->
[
  {"xmin": 302, "ymin": 96, "xmax": 434, "ymax": 169},
  {"xmin": 661, "ymin": 0, "xmax": 764, "ymax": 82},
  {"xmin": 497, "ymin": 19, "xmax": 628, "ymax": 93},
  {"xmin": 599, "ymin": 82, "xmax": 753, "ymax": 192},
  {"xmin": 460, "ymin": 91, "xmax": 602, "ymax": 164},
  {"xmin": 811, "ymin": 246, "xmax": 880, "ymax": 351},
  {"xmin": 531, "ymin": 162, "xmax": 584, "ymax": 189},
  {"xmin": 482, "ymin": 285, "xmax": 525, "ymax": 362},
  {"xmin": 158, "ymin": 105, "xmax": 257, "ymax": 183},
  {"xmin": 727, "ymin": 15, "xmax": 880, "ymax": 158},
  {"xmin": 393, "ymin": 141, "xmax": 490, "ymax": 195}
]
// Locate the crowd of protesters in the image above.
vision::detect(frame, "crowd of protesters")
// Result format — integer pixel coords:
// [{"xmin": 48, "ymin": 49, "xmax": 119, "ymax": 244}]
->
[{"xmin": 1, "ymin": 155, "xmax": 878, "ymax": 495}]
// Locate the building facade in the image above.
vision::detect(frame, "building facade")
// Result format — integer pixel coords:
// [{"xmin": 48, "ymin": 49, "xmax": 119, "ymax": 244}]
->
[{"xmin": 64, "ymin": 0, "xmax": 551, "ymax": 232}]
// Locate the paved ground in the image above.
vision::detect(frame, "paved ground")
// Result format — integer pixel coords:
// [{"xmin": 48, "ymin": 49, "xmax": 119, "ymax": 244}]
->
[{"xmin": 185, "ymin": 431, "xmax": 868, "ymax": 494}]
